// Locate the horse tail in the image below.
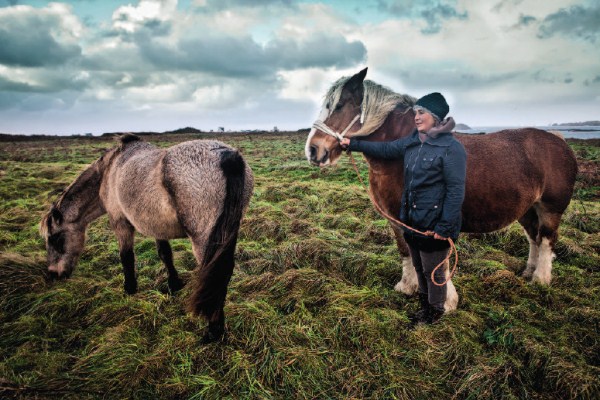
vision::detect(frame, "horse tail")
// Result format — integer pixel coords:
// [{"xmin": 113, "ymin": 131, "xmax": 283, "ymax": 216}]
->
[{"xmin": 187, "ymin": 149, "xmax": 246, "ymax": 319}]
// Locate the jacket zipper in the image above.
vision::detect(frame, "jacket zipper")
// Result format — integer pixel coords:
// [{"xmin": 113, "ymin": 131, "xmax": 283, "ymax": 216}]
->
[{"xmin": 408, "ymin": 142, "xmax": 424, "ymax": 200}]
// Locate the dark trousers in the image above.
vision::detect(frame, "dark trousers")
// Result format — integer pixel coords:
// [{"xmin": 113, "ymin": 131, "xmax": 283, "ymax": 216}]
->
[{"xmin": 406, "ymin": 241, "xmax": 449, "ymax": 312}]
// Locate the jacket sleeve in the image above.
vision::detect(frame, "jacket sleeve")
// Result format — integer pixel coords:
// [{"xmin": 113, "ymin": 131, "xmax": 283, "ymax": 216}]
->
[
  {"xmin": 434, "ymin": 141, "xmax": 467, "ymax": 239},
  {"xmin": 348, "ymin": 135, "xmax": 417, "ymax": 159}
]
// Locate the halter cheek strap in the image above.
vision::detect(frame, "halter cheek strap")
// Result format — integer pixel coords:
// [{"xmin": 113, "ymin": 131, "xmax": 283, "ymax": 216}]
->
[{"xmin": 312, "ymin": 114, "xmax": 361, "ymax": 141}]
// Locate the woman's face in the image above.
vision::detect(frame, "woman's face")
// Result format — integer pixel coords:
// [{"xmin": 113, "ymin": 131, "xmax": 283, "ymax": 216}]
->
[{"xmin": 414, "ymin": 108, "xmax": 436, "ymax": 133}]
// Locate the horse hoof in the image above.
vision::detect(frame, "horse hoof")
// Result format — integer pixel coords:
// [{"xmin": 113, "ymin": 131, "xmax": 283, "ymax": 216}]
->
[
  {"xmin": 394, "ymin": 280, "xmax": 418, "ymax": 296},
  {"xmin": 201, "ymin": 329, "xmax": 226, "ymax": 344},
  {"xmin": 522, "ymin": 265, "xmax": 535, "ymax": 279},
  {"xmin": 531, "ymin": 273, "xmax": 551, "ymax": 285},
  {"xmin": 124, "ymin": 283, "xmax": 137, "ymax": 295},
  {"xmin": 168, "ymin": 277, "xmax": 185, "ymax": 293}
]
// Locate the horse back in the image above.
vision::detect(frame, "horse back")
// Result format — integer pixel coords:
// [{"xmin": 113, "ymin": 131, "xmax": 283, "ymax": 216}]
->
[{"xmin": 457, "ymin": 128, "xmax": 577, "ymax": 232}]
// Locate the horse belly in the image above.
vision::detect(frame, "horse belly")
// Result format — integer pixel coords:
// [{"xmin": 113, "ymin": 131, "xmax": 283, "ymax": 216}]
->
[{"xmin": 126, "ymin": 196, "xmax": 186, "ymax": 239}]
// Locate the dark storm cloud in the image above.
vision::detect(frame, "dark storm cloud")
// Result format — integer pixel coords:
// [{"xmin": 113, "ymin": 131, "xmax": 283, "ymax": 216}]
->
[
  {"xmin": 377, "ymin": 0, "xmax": 468, "ymax": 34},
  {"xmin": 538, "ymin": 5, "xmax": 600, "ymax": 43},
  {"xmin": 0, "ymin": 76, "xmax": 40, "ymax": 92},
  {"xmin": 138, "ymin": 33, "xmax": 270, "ymax": 77},
  {"xmin": 265, "ymin": 33, "xmax": 367, "ymax": 70},
  {"xmin": 0, "ymin": 12, "xmax": 81, "ymax": 67},
  {"xmin": 136, "ymin": 31, "xmax": 366, "ymax": 77}
]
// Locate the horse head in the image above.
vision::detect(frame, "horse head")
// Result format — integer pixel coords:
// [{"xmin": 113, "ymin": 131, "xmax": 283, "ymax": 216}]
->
[
  {"xmin": 40, "ymin": 206, "xmax": 86, "ymax": 279},
  {"xmin": 305, "ymin": 67, "xmax": 368, "ymax": 167}
]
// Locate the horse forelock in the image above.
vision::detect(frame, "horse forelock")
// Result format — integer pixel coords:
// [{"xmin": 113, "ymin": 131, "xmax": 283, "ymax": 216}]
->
[{"xmin": 323, "ymin": 77, "xmax": 416, "ymax": 137}]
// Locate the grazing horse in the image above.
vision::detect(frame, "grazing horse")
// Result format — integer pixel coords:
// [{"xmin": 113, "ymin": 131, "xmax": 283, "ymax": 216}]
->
[
  {"xmin": 305, "ymin": 68, "xmax": 577, "ymax": 310},
  {"xmin": 40, "ymin": 134, "xmax": 254, "ymax": 342}
]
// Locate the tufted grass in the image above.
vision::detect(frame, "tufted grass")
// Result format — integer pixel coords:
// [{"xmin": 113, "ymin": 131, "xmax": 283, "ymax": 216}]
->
[{"xmin": 0, "ymin": 132, "xmax": 599, "ymax": 399}]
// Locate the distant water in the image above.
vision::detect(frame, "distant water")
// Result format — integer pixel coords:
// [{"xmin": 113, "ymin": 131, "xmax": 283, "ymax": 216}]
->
[{"xmin": 456, "ymin": 125, "xmax": 600, "ymax": 139}]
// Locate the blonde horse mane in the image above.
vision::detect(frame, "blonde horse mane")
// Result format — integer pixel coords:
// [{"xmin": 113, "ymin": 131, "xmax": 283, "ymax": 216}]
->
[{"xmin": 322, "ymin": 77, "xmax": 416, "ymax": 137}]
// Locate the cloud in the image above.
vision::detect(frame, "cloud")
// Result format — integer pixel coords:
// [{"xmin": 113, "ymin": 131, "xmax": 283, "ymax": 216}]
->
[
  {"xmin": 0, "ymin": 5, "xmax": 82, "ymax": 67},
  {"xmin": 265, "ymin": 33, "xmax": 367, "ymax": 70},
  {"xmin": 194, "ymin": 0, "xmax": 296, "ymax": 10},
  {"xmin": 135, "ymin": 30, "xmax": 366, "ymax": 78},
  {"xmin": 491, "ymin": 0, "xmax": 524, "ymax": 13},
  {"xmin": 377, "ymin": 0, "xmax": 468, "ymax": 34},
  {"xmin": 513, "ymin": 14, "xmax": 536, "ymax": 28},
  {"xmin": 538, "ymin": 4, "xmax": 600, "ymax": 43}
]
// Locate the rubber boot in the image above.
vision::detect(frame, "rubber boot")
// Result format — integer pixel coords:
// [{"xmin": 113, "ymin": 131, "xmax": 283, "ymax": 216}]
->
[
  {"xmin": 427, "ymin": 306, "xmax": 445, "ymax": 325},
  {"xmin": 409, "ymin": 293, "xmax": 430, "ymax": 326}
]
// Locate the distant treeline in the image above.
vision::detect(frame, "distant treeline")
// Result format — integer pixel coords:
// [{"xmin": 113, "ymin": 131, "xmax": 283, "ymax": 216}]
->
[
  {"xmin": 552, "ymin": 120, "xmax": 600, "ymax": 126},
  {"xmin": 0, "ymin": 127, "xmax": 312, "ymax": 142}
]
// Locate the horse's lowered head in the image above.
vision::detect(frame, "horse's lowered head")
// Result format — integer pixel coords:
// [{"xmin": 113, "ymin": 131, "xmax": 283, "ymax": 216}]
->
[
  {"xmin": 305, "ymin": 67, "xmax": 368, "ymax": 167},
  {"xmin": 39, "ymin": 152, "xmax": 111, "ymax": 279},
  {"xmin": 40, "ymin": 206, "xmax": 86, "ymax": 279}
]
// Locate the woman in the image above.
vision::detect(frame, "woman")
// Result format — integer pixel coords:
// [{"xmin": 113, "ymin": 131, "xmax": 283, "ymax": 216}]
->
[{"xmin": 341, "ymin": 92, "xmax": 467, "ymax": 325}]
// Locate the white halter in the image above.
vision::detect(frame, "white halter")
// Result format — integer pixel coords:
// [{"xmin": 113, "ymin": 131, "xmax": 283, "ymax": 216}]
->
[{"xmin": 312, "ymin": 114, "xmax": 361, "ymax": 141}]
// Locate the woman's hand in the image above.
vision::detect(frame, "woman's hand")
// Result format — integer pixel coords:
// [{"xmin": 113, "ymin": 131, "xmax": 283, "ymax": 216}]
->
[
  {"xmin": 433, "ymin": 232, "xmax": 447, "ymax": 241},
  {"xmin": 340, "ymin": 138, "xmax": 351, "ymax": 149}
]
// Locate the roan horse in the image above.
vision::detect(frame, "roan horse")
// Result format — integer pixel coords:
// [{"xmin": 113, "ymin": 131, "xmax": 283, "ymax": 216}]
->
[
  {"xmin": 40, "ymin": 134, "xmax": 253, "ymax": 342},
  {"xmin": 305, "ymin": 68, "xmax": 577, "ymax": 311}
]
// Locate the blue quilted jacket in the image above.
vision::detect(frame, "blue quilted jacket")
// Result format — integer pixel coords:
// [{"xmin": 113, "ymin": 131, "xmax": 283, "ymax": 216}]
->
[{"xmin": 349, "ymin": 129, "xmax": 467, "ymax": 241}]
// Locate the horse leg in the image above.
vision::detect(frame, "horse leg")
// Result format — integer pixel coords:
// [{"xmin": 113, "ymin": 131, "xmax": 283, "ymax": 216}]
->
[
  {"xmin": 532, "ymin": 209, "xmax": 561, "ymax": 285},
  {"xmin": 518, "ymin": 208, "xmax": 540, "ymax": 279},
  {"xmin": 113, "ymin": 219, "xmax": 137, "ymax": 294},
  {"xmin": 443, "ymin": 261, "xmax": 458, "ymax": 312},
  {"xmin": 155, "ymin": 240, "xmax": 184, "ymax": 293},
  {"xmin": 391, "ymin": 227, "xmax": 419, "ymax": 295}
]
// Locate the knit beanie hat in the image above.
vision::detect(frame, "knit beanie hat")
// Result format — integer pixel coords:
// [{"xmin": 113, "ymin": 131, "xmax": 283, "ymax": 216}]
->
[{"xmin": 415, "ymin": 92, "xmax": 449, "ymax": 121}]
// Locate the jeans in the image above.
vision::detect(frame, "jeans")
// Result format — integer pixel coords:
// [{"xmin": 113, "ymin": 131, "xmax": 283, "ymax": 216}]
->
[{"xmin": 407, "ymin": 242, "xmax": 449, "ymax": 312}]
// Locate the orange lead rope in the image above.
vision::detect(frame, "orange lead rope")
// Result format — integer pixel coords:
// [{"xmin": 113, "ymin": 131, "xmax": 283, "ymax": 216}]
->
[{"xmin": 347, "ymin": 151, "xmax": 458, "ymax": 287}]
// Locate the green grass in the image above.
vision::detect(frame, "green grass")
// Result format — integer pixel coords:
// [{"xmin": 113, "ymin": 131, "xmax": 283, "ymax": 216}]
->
[{"xmin": 0, "ymin": 133, "xmax": 599, "ymax": 399}]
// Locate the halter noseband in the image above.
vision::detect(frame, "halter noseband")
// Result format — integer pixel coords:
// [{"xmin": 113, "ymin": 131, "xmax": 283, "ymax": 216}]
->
[{"xmin": 312, "ymin": 114, "xmax": 361, "ymax": 142}]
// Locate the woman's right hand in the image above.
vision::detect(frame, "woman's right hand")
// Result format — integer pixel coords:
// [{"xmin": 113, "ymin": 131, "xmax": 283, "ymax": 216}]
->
[{"xmin": 340, "ymin": 138, "xmax": 351, "ymax": 149}]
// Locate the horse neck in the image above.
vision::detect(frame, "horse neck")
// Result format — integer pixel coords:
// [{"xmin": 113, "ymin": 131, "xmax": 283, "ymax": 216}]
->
[
  {"xmin": 367, "ymin": 104, "xmax": 415, "ymax": 142},
  {"xmin": 56, "ymin": 159, "xmax": 108, "ymax": 228}
]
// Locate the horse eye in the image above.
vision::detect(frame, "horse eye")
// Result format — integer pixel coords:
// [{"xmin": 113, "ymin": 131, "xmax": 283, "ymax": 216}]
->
[
  {"xmin": 48, "ymin": 233, "xmax": 65, "ymax": 253},
  {"xmin": 335, "ymin": 102, "xmax": 344, "ymax": 111}
]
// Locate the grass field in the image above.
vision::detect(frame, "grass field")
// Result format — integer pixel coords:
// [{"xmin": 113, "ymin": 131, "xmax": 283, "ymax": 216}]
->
[{"xmin": 0, "ymin": 132, "xmax": 599, "ymax": 399}]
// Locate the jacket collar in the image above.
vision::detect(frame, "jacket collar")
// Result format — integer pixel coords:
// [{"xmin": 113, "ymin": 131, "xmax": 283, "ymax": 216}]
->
[{"xmin": 408, "ymin": 129, "xmax": 454, "ymax": 147}]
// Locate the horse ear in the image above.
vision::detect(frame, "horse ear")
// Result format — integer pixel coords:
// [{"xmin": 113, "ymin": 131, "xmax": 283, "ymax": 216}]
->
[{"xmin": 344, "ymin": 67, "xmax": 368, "ymax": 101}]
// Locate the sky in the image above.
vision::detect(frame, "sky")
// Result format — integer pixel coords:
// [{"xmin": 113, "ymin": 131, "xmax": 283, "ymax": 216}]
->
[{"xmin": 0, "ymin": 0, "xmax": 599, "ymax": 135}]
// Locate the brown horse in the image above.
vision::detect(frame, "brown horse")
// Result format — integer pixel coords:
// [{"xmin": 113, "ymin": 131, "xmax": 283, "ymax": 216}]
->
[
  {"xmin": 40, "ymin": 134, "xmax": 254, "ymax": 342},
  {"xmin": 305, "ymin": 68, "xmax": 577, "ymax": 310}
]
